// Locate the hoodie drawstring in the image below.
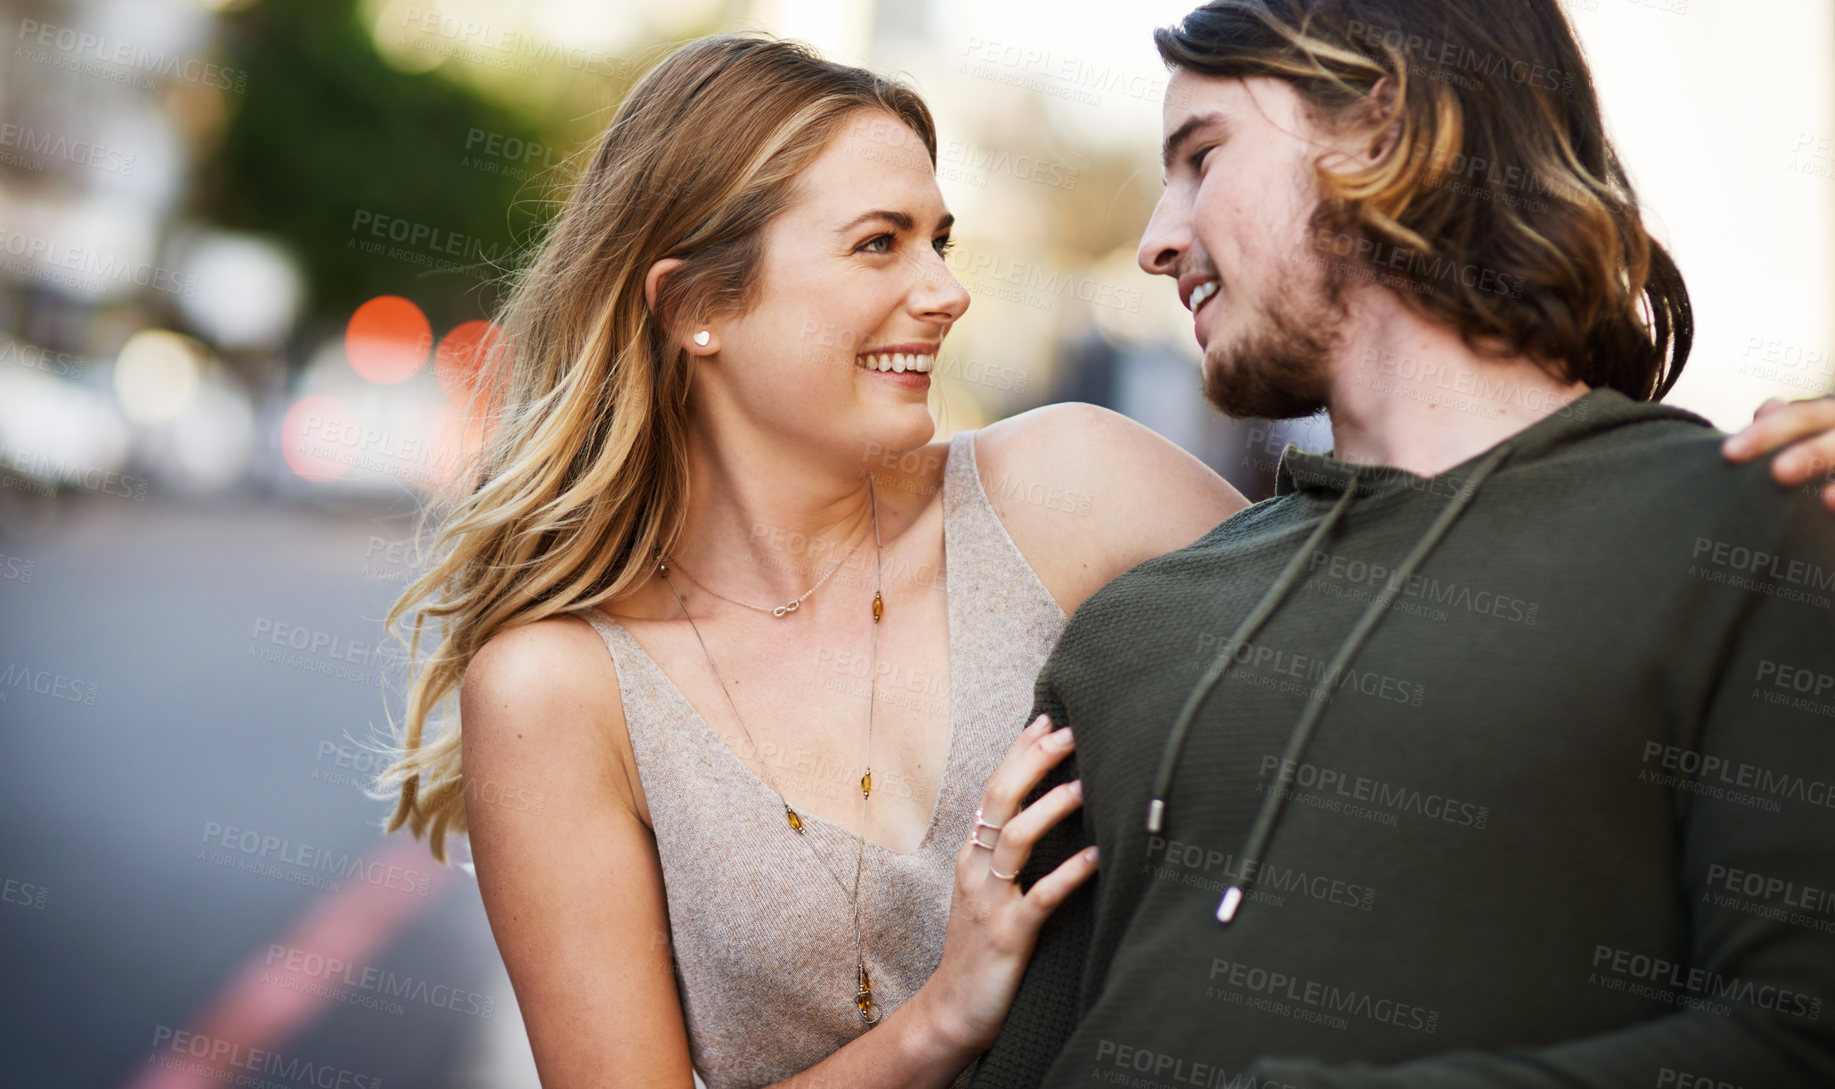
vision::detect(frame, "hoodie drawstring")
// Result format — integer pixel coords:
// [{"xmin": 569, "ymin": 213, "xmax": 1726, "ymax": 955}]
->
[
  {"xmin": 1147, "ymin": 441, "xmax": 1515, "ymax": 925},
  {"xmin": 1146, "ymin": 474, "xmax": 1360, "ymax": 836}
]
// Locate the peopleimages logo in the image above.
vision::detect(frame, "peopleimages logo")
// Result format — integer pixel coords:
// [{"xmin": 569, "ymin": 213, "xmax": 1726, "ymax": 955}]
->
[
  {"xmin": 1307, "ymin": 226, "xmax": 1524, "ymax": 298},
  {"xmin": 1692, "ymin": 537, "xmax": 1835, "ymax": 592},
  {"xmin": 0, "ymin": 122, "xmax": 135, "ymax": 175},
  {"xmin": 1641, "ymin": 741, "xmax": 1835, "ymax": 812},
  {"xmin": 0, "ymin": 661, "xmax": 99, "ymax": 705},
  {"xmin": 1257, "ymin": 755, "xmax": 1488, "ymax": 829},
  {"xmin": 1704, "ymin": 863, "xmax": 1835, "ymax": 917},
  {"xmin": 1208, "ymin": 957, "xmax": 1441, "ymax": 1034},
  {"xmin": 15, "ymin": 19, "xmax": 251, "ymax": 93},
  {"xmin": 1656, "ymin": 1069, "xmax": 1743, "ymax": 1089},
  {"xmin": 1092, "ymin": 1039, "xmax": 1299, "ymax": 1089},
  {"xmin": 1144, "ymin": 835, "xmax": 1376, "ymax": 910},
  {"xmin": 1199, "ymin": 635, "xmax": 1429, "ymax": 708},
  {"xmin": 1590, "ymin": 945, "xmax": 1822, "ymax": 1020},
  {"xmin": 146, "ymin": 1026, "xmax": 379, "ymax": 1088},
  {"xmin": 200, "ymin": 821, "xmax": 433, "ymax": 896},
  {"xmin": 263, "ymin": 944, "xmax": 495, "ymax": 1018},
  {"xmin": 1307, "ymin": 548, "xmax": 1540, "ymax": 626},
  {"xmin": 0, "ymin": 231, "xmax": 199, "ymax": 298}
]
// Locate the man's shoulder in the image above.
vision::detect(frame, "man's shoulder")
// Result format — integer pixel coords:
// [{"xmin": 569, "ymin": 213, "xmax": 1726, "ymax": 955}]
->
[{"xmin": 1555, "ymin": 412, "xmax": 1823, "ymax": 542}]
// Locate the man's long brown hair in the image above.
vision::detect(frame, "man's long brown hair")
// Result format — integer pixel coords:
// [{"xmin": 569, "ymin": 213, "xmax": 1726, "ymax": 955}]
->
[{"xmin": 1156, "ymin": 0, "xmax": 1692, "ymax": 400}]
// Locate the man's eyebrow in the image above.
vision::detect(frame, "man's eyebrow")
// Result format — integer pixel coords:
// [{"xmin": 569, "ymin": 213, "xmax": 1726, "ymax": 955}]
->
[
  {"xmin": 1162, "ymin": 111, "xmax": 1230, "ymax": 174},
  {"xmin": 837, "ymin": 209, "xmax": 956, "ymax": 234}
]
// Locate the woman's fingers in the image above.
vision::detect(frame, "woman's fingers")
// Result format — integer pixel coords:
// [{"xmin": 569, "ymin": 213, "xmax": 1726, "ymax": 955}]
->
[
  {"xmin": 984, "ymin": 776, "xmax": 1083, "ymax": 889},
  {"xmin": 976, "ymin": 720, "xmax": 1074, "ymax": 831},
  {"xmin": 1017, "ymin": 843, "xmax": 1100, "ymax": 925},
  {"xmin": 1723, "ymin": 394, "xmax": 1835, "ymax": 486},
  {"xmin": 1773, "ymin": 429, "xmax": 1835, "ymax": 489},
  {"xmin": 952, "ymin": 717, "xmax": 1055, "ymax": 880},
  {"xmin": 987, "ymin": 713, "xmax": 1053, "ymax": 791},
  {"xmin": 1000, "ymin": 712, "xmax": 1053, "ymax": 764}
]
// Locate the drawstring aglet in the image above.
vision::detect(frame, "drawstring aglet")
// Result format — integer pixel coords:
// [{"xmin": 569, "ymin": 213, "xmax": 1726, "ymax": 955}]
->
[
  {"xmin": 1145, "ymin": 798, "xmax": 1165, "ymax": 834},
  {"xmin": 1217, "ymin": 886, "xmax": 1244, "ymax": 924}
]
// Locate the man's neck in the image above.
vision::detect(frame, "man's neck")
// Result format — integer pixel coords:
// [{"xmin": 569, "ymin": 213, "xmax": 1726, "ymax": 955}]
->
[{"xmin": 1323, "ymin": 302, "xmax": 1589, "ymax": 476}]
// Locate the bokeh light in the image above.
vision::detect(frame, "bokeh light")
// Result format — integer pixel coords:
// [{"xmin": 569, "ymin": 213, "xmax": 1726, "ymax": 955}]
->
[
  {"xmin": 422, "ymin": 397, "xmax": 490, "ymax": 490},
  {"xmin": 345, "ymin": 296, "xmax": 432, "ymax": 384},
  {"xmin": 434, "ymin": 319, "xmax": 507, "ymax": 403},
  {"xmin": 114, "ymin": 329, "xmax": 206, "ymax": 425},
  {"xmin": 280, "ymin": 393, "xmax": 359, "ymax": 482}
]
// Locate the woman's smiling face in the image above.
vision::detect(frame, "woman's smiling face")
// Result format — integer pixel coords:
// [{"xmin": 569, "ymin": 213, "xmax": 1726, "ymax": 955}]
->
[{"xmin": 696, "ymin": 109, "xmax": 971, "ymax": 458}]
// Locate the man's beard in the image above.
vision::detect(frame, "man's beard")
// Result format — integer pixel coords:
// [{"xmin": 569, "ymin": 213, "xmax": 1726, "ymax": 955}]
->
[{"xmin": 1199, "ymin": 239, "xmax": 1348, "ymax": 421}]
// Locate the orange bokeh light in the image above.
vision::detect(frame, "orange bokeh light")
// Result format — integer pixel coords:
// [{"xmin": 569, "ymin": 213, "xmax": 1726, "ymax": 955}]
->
[
  {"xmin": 421, "ymin": 399, "xmax": 491, "ymax": 491},
  {"xmin": 281, "ymin": 394, "xmax": 357, "ymax": 482},
  {"xmin": 435, "ymin": 320, "xmax": 507, "ymax": 402},
  {"xmin": 345, "ymin": 296, "xmax": 432, "ymax": 384}
]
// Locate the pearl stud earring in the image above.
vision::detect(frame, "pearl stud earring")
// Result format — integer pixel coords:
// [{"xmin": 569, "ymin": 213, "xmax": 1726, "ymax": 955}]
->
[{"xmin": 693, "ymin": 330, "xmax": 710, "ymax": 347}]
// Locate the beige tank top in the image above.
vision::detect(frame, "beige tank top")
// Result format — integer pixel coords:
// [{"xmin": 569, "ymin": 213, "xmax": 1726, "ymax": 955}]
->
[{"xmin": 574, "ymin": 428, "xmax": 1069, "ymax": 1089}]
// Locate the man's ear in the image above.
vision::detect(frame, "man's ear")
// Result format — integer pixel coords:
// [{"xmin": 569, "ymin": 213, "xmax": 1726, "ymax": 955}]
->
[
  {"xmin": 644, "ymin": 257, "xmax": 684, "ymax": 315},
  {"xmin": 1312, "ymin": 77, "xmax": 1400, "ymax": 179},
  {"xmin": 1363, "ymin": 76, "xmax": 1402, "ymax": 164}
]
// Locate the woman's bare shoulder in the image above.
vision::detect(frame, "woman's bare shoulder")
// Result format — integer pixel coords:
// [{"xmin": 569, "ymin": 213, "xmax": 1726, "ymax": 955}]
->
[
  {"xmin": 972, "ymin": 402, "xmax": 1250, "ymax": 614},
  {"xmin": 462, "ymin": 609, "xmax": 645, "ymax": 824},
  {"xmin": 458, "ymin": 609, "xmax": 693, "ymax": 1085}
]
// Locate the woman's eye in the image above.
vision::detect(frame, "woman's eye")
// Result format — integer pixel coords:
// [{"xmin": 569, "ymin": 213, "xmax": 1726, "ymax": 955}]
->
[
  {"xmin": 934, "ymin": 236, "xmax": 956, "ymax": 257},
  {"xmin": 858, "ymin": 233, "xmax": 895, "ymax": 254},
  {"xmin": 1188, "ymin": 147, "xmax": 1212, "ymax": 174}
]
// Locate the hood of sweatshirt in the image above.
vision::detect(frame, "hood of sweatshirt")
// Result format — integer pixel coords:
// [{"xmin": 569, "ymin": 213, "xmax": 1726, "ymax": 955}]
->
[{"xmin": 1148, "ymin": 387, "xmax": 1712, "ymax": 925}]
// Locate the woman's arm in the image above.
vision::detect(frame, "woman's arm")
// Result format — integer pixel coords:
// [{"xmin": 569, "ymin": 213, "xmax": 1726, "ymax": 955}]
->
[
  {"xmin": 462, "ymin": 618, "xmax": 700, "ymax": 1088},
  {"xmin": 975, "ymin": 402, "xmax": 1251, "ymax": 617},
  {"xmin": 462, "ymin": 618, "xmax": 1096, "ymax": 1089},
  {"xmin": 965, "ymin": 677, "xmax": 1096, "ymax": 1089}
]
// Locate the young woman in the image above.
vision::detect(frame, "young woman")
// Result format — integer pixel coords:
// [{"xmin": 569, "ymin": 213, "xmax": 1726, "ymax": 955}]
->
[
  {"xmin": 376, "ymin": 34, "xmax": 1234, "ymax": 1089},
  {"xmin": 376, "ymin": 31, "xmax": 1835, "ymax": 1089}
]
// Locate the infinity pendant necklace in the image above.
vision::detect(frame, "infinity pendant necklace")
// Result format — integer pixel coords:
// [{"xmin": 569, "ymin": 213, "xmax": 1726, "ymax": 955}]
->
[{"xmin": 658, "ymin": 476, "xmax": 887, "ymax": 1024}]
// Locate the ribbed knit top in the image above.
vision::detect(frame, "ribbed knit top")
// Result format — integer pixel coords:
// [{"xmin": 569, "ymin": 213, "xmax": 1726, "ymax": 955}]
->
[{"xmin": 574, "ymin": 428, "xmax": 1069, "ymax": 1089}]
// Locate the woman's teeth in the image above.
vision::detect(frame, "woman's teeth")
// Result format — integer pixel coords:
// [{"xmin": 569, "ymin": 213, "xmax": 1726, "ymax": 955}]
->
[{"xmin": 855, "ymin": 353, "xmax": 935, "ymax": 373}]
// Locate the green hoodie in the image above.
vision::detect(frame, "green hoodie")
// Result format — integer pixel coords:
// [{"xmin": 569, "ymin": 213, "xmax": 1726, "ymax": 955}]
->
[{"xmin": 968, "ymin": 387, "xmax": 1835, "ymax": 1088}]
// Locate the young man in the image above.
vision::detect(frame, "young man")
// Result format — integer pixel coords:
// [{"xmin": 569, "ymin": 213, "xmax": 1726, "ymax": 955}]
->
[{"xmin": 967, "ymin": 1, "xmax": 1835, "ymax": 1086}]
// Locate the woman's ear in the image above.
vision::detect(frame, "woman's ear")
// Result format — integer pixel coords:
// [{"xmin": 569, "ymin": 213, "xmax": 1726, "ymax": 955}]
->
[
  {"xmin": 644, "ymin": 256, "xmax": 717, "ymax": 355},
  {"xmin": 644, "ymin": 257, "xmax": 684, "ymax": 315}
]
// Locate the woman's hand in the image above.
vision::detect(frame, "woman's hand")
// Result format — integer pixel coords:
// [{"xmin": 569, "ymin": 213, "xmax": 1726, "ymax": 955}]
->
[
  {"xmin": 1723, "ymin": 394, "xmax": 1835, "ymax": 509},
  {"xmin": 910, "ymin": 711, "xmax": 1099, "ymax": 1055}
]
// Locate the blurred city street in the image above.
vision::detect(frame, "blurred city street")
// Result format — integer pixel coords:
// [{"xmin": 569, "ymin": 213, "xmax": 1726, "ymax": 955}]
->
[{"xmin": 0, "ymin": 492, "xmax": 538, "ymax": 1088}]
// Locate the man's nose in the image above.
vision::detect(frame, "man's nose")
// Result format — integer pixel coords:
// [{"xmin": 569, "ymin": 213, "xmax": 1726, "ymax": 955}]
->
[{"xmin": 1137, "ymin": 191, "xmax": 1187, "ymax": 277}]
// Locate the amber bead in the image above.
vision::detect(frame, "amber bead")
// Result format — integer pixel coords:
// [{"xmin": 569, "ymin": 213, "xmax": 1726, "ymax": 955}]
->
[
  {"xmin": 855, "ymin": 964, "xmax": 877, "ymax": 1021},
  {"xmin": 872, "ymin": 591, "xmax": 883, "ymax": 622},
  {"xmin": 861, "ymin": 771, "xmax": 872, "ymax": 798},
  {"xmin": 786, "ymin": 807, "xmax": 805, "ymax": 834}
]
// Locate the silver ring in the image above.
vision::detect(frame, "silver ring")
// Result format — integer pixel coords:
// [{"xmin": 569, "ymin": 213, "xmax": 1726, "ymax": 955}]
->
[
  {"xmin": 988, "ymin": 861, "xmax": 1019, "ymax": 881},
  {"xmin": 970, "ymin": 806, "xmax": 1003, "ymax": 851}
]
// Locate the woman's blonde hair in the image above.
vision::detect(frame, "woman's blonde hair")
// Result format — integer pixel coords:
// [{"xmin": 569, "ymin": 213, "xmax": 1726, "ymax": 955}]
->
[{"xmin": 375, "ymin": 33, "xmax": 938, "ymax": 863}]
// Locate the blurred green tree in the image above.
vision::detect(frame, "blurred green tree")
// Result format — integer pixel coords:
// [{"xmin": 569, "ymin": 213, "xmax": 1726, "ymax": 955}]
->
[{"xmin": 200, "ymin": 0, "xmax": 556, "ymax": 337}]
